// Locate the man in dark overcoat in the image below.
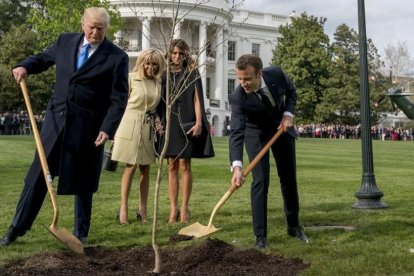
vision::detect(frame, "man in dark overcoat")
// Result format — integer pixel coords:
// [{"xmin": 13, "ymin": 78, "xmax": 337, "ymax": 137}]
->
[
  {"xmin": 229, "ymin": 54, "xmax": 308, "ymax": 249},
  {"xmin": 0, "ymin": 7, "xmax": 128, "ymax": 246}
]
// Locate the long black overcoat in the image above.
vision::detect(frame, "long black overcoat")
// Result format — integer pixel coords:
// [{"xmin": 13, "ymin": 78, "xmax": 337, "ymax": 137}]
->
[{"xmin": 18, "ymin": 33, "xmax": 129, "ymax": 194}]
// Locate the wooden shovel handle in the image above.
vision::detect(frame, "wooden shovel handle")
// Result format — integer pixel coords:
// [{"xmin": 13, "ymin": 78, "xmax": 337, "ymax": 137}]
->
[
  {"xmin": 20, "ymin": 79, "xmax": 59, "ymax": 227},
  {"xmin": 207, "ymin": 127, "xmax": 285, "ymax": 227},
  {"xmin": 242, "ymin": 127, "xmax": 285, "ymax": 177},
  {"xmin": 230, "ymin": 127, "xmax": 285, "ymax": 193}
]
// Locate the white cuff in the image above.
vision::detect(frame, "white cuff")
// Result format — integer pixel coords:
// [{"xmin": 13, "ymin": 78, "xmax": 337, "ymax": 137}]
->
[
  {"xmin": 231, "ymin": 160, "xmax": 243, "ymax": 172},
  {"xmin": 283, "ymin": 111, "xmax": 294, "ymax": 118}
]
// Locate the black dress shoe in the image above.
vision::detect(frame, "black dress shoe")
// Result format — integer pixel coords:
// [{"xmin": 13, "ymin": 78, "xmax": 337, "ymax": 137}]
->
[
  {"xmin": 0, "ymin": 225, "xmax": 25, "ymax": 246},
  {"xmin": 78, "ymin": 237, "xmax": 87, "ymax": 245},
  {"xmin": 287, "ymin": 226, "xmax": 309, "ymax": 243},
  {"xmin": 255, "ymin": 236, "xmax": 267, "ymax": 249}
]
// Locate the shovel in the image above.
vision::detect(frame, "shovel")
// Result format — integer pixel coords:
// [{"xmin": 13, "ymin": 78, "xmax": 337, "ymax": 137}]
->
[
  {"xmin": 20, "ymin": 79, "xmax": 84, "ymax": 254},
  {"xmin": 178, "ymin": 127, "xmax": 285, "ymax": 238}
]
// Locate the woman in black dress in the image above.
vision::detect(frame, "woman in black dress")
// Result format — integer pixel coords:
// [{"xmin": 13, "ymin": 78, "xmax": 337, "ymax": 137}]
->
[{"xmin": 158, "ymin": 39, "xmax": 214, "ymax": 223}]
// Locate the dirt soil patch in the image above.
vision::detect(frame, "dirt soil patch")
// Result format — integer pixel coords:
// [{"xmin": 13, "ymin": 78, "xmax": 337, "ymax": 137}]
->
[{"xmin": 1, "ymin": 238, "xmax": 309, "ymax": 275}]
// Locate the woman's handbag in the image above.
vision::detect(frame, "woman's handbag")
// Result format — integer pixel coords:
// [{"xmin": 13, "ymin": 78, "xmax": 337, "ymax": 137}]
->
[
  {"xmin": 182, "ymin": 121, "xmax": 195, "ymax": 134},
  {"xmin": 102, "ymin": 143, "xmax": 118, "ymax": 171}
]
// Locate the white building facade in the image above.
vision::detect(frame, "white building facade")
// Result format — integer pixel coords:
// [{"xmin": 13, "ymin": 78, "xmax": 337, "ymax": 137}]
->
[{"xmin": 110, "ymin": 0, "xmax": 292, "ymax": 136}]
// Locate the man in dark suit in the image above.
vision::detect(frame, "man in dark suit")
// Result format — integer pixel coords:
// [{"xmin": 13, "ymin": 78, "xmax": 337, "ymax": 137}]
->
[
  {"xmin": 0, "ymin": 7, "xmax": 129, "ymax": 246},
  {"xmin": 229, "ymin": 54, "xmax": 308, "ymax": 249}
]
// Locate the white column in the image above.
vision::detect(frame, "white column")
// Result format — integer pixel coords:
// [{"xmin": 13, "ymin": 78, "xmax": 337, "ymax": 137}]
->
[
  {"xmin": 142, "ymin": 17, "xmax": 151, "ymax": 50},
  {"xmin": 214, "ymin": 28, "xmax": 224, "ymax": 108},
  {"xmin": 173, "ymin": 20, "xmax": 182, "ymax": 39},
  {"xmin": 220, "ymin": 26, "xmax": 229, "ymax": 137},
  {"xmin": 198, "ymin": 21, "xmax": 208, "ymax": 108},
  {"xmin": 114, "ymin": 30, "xmax": 122, "ymax": 44},
  {"xmin": 222, "ymin": 25, "xmax": 229, "ymax": 105}
]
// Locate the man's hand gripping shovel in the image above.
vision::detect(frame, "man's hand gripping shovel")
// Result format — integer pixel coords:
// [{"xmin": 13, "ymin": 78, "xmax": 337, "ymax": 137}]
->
[{"xmin": 178, "ymin": 127, "xmax": 285, "ymax": 238}]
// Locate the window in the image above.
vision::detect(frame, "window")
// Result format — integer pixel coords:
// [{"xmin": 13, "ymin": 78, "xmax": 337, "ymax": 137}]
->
[
  {"xmin": 252, "ymin": 43, "xmax": 260, "ymax": 56},
  {"xmin": 228, "ymin": 41, "xmax": 236, "ymax": 61},
  {"xmin": 228, "ymin": 79, "xmax": 235, "ymax": 96},
  {"xmin": 206, "ymin": 77, "xmax": 211, "ymax": 99}
]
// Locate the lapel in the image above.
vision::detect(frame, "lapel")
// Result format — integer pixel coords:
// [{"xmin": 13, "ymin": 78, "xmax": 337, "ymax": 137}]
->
[
  {"xmin": 135, "ymin": 76, "xmax": 150, "ymax": 112},
  {"xmin": 131, "ymin": 75, "xmax": 160, "ymax": 111},
  {"xmin": 262, "ymin": 74, "xmax": 281, "ymax": 110},
  {"xmin": 146, "ymin": 78, "xmax": 162, "ymax": 110},
  {"xmin": 67, "ymin": 34, "xmax": 83, "ymax": 75}
]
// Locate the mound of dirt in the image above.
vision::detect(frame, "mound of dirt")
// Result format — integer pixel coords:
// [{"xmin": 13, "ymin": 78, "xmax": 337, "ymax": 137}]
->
[{"xmin": 2, "ymin": 238, "xmax": 309, "ymax": 275}]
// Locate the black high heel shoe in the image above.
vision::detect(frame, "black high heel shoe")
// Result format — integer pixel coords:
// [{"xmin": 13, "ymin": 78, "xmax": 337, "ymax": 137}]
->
[
  {"xmin": 116, "ymin": 209, "xmax": 120, "ymax": 224},
  {"xmin": 181, "ymin": 209, "xmax": 191, "ymax": 224},
  {"xmin": 168, "ymin": 208, "xmax": 180, "ymax": 223},
  {"xmin": 176, "ymin": 208, "xmax": 181, "ymax": 221},
  {"xmin": 136, "ymin": 210, "xmax": 148, "ymax": 223}
]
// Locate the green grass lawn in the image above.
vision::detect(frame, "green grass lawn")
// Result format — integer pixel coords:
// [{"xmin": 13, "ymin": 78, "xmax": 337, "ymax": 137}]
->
[{"xmin": 1, "ymin": 135, "xmax": 414, "ymax": 275}]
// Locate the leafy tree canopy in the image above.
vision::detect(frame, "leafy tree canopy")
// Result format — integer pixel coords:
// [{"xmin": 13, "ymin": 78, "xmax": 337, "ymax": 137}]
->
[
  {"xmin": 273, "ymin": 14, "xmax": 393, "ymax": 125},
  {"xmin": 0, "ymin": 0, "xmax": 123, "ymax": 112},
  {"xmin": 0, "ymin": 0, "xmax": 31, "ymax": 35},
  {"xmin": 0, "ymin": 24, "xmax": 53, "ymax": 112},
  {"xmin": 316, "ymin": 24, "xmax": 391, "ymax": 125},
  {"xmin": 272, "ymin": 13, "xmax": 331, "ymax": 123}
]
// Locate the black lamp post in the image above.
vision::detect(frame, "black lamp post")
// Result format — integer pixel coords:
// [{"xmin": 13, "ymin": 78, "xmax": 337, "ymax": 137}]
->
[{"xmin": 353, "ymin": 0, "xmax": 387, "ymax": 209}]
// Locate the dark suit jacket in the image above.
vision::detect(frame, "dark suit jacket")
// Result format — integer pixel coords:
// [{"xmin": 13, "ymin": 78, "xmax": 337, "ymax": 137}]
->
[
  {"xmin": 18, "ymin": 33, "xmax": 129, "ymax": 194},
  {"xmin": 229, "ymin": 66, "xmax": 297, "ymax": 163}
]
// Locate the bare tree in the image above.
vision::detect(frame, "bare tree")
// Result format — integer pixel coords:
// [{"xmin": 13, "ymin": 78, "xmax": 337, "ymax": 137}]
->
[
  {"xmin": 384, "ymin": 41, "xmax": 414, "ymax": 79},
  {"xmin": 116, "ymin": 0, "xmax": 246, "ymax": 273}
]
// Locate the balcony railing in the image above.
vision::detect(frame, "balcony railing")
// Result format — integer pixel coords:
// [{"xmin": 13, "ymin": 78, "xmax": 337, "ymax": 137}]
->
[
  {"xmin": 116, "ymin": 41, "xmax": 217, "ymax": 58},
  {"xmin": 116, "ymin": 40, "xmax": 142, "ymax": 52}
]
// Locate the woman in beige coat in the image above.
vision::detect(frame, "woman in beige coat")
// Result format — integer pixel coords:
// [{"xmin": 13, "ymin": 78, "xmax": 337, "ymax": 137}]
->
[{"xmin": 112, "ymin": 48, "xmax": 164, "ymax": 224}]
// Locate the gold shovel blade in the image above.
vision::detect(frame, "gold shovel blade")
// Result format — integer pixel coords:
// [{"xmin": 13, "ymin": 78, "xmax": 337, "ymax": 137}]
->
[
  {"xmin": 178, "ymin": 222, "xmax": 221, "ymax": 238},
  {"xmin": 48, "ymin": 226, "xmax": 84, "ymax": 254}
]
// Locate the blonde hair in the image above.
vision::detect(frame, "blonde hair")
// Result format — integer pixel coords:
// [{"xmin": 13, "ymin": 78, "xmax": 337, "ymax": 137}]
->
[
  {"xmin": 133, "ymin": 48, "xmax": 165, "ymax": 79},
  {"xmin": 81, "ymin": 7, "xmax": 110, "ymax": 27}
]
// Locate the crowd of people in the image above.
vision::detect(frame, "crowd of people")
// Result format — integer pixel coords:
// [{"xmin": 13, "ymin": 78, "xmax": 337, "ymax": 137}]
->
[
  {"xmin": 4, "ymin": 114, "xmax": 413, "ymax": 143},
  {"xmin": 0, "ymin": 111, "xmax": 44, "ymax": 135},
  {"xmin": 296, "ymin": 124, "xmax": 414, "ymax": 141}
]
